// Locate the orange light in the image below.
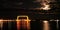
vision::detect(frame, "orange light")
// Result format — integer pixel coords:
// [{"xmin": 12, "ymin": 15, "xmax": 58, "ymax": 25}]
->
[
  {"xmin": 0, "ymin": 19, "xmax": 3, "ymax": 30},
  {"xmin": 17, "ymin": 20, "xmax": 20, "ymax": 30},
  {"xmin": 43, "ymin": 21, "xmax": 50, "ymax": 30},
  {"xmin": 16, "ymin": 15, "xmax": 31, "ymax": 30}
]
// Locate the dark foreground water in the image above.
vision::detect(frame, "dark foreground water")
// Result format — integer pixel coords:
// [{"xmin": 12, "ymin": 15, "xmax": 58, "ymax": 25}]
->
[{"xmin": 0, "ymin": 20, "xmax": 59, "ymax": 30}]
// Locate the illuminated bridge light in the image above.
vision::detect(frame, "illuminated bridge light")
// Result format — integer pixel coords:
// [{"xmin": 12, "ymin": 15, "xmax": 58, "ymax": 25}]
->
[
  {"xmin": 43, "ymin": 20, "xmax": 50, "ymax": 30},
  {"xmin": 16, "ymin": 15, "xmax": 31, "ymax": 30},
  {"xmin": 0, "ymin": 15, "xmax": 31, "ymax": 30}
]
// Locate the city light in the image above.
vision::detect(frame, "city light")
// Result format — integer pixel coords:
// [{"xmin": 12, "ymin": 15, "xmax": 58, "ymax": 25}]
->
[
  {"xmin": 43, "ymin": 20, "xmax": 48, "ymax": 23},
  {"xmin": 50, "ymin": 19, "xmax": 60, "ymax": 30}
]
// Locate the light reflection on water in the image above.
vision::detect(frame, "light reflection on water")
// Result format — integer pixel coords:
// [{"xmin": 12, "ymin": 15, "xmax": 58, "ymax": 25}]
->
[{"xmin": 0, "ymin": 19, "xmax": 59, "ymax": 30}]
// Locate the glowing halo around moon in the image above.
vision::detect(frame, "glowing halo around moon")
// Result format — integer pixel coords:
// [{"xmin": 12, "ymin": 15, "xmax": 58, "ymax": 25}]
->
[
  {"xmin": 40, "ymin": 0, "xmax": 51, "ymax": 10},
  {"xmin": 34, "ymin": 0, "xmax": 51, "ymax": 10},
  {"xmin": 40, "ymin": 3, "xmax": 51, "ymax": 10}
]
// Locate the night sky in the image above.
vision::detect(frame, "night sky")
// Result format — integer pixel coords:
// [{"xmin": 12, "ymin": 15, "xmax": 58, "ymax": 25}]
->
[{"xmin": 0, "ymin": 0, "xmax": 60, "ymax": 20}]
